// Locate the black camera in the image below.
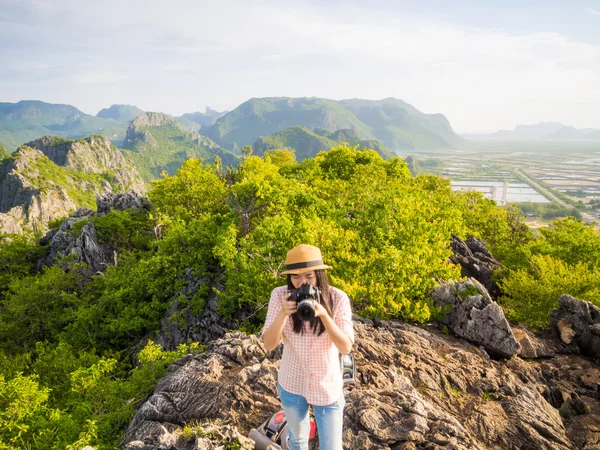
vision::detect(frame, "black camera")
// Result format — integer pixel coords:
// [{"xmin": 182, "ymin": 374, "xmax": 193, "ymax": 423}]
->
[{"xmin": 289, "ymin": 283, "xmax": 321, "ymax": 322}]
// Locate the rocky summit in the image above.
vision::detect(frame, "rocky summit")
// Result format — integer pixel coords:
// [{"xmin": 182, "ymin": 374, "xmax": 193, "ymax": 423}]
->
[
  {"xmin": 121, "ymin": 289, "xmax": 600, "ymax": 450},
  {"xmin": 0, "ymin": 136, "xmax": 145, "ymax": 234}
]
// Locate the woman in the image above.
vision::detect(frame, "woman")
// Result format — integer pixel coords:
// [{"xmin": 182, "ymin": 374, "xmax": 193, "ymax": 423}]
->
[{"xmin": 262, "ymin": 244, "xmax": 354, "ymax": 450}]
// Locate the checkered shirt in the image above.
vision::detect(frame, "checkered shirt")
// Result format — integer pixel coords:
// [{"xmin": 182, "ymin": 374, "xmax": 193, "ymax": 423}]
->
[{"xmin": 262, "ymin": 285, "xmax": 355, "ymax": 406}]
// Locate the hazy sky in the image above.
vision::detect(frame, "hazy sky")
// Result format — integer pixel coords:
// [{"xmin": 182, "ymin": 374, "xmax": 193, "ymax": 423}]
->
[{"xmin": 1, "ymin": 0, "xmax": 599, "ymax": 132}]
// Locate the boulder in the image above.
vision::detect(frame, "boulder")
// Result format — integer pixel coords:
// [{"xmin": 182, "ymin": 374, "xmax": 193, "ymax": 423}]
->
[
  {"xmin": 430, "ymin": 278, "xmax": 520, "ymax": 358},
  {"xmin": 550, "ymin": 294, "xmax": 600, "ymax": 358}
]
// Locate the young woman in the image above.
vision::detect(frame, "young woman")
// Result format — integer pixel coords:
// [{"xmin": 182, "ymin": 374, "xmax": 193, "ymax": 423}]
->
[{"xmin": 262, "ymin": 244, "xmax": 354, "ymax": 450}]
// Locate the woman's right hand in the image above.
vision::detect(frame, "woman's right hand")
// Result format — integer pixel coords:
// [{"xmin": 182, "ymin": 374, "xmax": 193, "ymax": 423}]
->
[{"xmin": 279, "ymin": 293, "xmax": 297, "ymax": 318}]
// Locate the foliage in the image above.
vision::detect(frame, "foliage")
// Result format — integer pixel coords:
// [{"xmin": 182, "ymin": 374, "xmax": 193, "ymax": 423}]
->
[
  {"xmin": 500, "ymin": 254, "xmax": 600, "ymax": 329},
  {"xmin": 516, "ymin": 201, "xmax": 582, "ymax": 220},
  {"xmin": 149, "ymin": 158, "xmax": 229, "ymax": 222},
  {"xmin": 91, "ymin": 208, "xmax": 155, "ymax": 251},
  {"xmin": 0, "ymin": 340, "xmax": 203, "ymax": 449},
  {"xmin": 0, "ymin": 234, "xmax": 47, "ymax": 299},
  {"xmin": 495, "ymin": 217, "xmax": 600, "ymax": 329}
]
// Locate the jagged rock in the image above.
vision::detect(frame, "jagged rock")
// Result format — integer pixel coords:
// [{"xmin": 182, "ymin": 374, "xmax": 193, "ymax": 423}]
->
[
  {"xmin": 450, "ymin": 236, "xmax": 501, "ymax": 297},
  {"xmin": 0, "ymin": 137, "xmax": 145, "ymax": 235},
  {"xmin": 37, "ymin": 190, "xmax": 151, "ymax": 272},
  {"xmin": 122, "ymin": 320, "xmax": 600, "ymax": 450},
  {"xmin": 96, "ymin": 191, "xmax": 151, "ymax": 215},
  {"xmin": 430, "ymin": 278, "xmax": 521, "ymax": 358},
  {"xmin": 155, "ymin": 270, "xmax": 237, "ymax": 351},
  {"xmin": 551, "ymin": 295, "xmax": 600, "ymax": 358},
  {"xmin": 513, "ymin": 327, "xmax": 556, "ymax": 359},
  {"xmin": 25, "ymin": 135, "xmax": 146, "ymax": 194}
]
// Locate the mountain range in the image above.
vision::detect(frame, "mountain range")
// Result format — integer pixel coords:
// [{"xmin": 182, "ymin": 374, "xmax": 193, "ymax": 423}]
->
[
  {"xmin": 474, "ymin": 122, "xmax": 600, "ymax": 140},
  {"xmin": 203, "ymin": 97, "xmax": 467, "ymax": 152},
  {"xmin": 0, "ymin": 98, "xmax": 466, "ymax": 154},
  {"xmin": 0, "ymin": 101, "xmax": 226, "ymax": 153}
]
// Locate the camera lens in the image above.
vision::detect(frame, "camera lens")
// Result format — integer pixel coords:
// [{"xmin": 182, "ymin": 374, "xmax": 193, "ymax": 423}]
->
[{"xmin": 297, "ymin": 299, "xmax": 315, "ymax": 321}]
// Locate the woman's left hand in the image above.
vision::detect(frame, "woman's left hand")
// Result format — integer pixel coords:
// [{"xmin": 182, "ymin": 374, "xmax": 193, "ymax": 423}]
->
[{"xmin": 313, "ymin": 301, "xmax": 330, "ymax": 319}]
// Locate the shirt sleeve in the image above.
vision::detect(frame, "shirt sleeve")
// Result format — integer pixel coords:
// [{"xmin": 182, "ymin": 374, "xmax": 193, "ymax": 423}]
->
[
  {"xmin": 333, "ymin": 290, "xmax": 355, "ymax": 345},
  {"xmin": 261, "ymin": 287, "xmax": 284, "ymax": 338}
]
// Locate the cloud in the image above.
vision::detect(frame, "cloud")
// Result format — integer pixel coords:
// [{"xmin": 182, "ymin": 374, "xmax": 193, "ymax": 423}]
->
[
  {"xmin": 2, "ymin": 0, "xmax": 600, "ymax": 131},
  {"xmin": 584, "ymin": 8, "xmax": 600, "ymax": 15}
]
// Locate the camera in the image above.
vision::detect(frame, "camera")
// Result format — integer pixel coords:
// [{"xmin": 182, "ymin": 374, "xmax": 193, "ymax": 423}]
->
[{"xmin": 289, "ymin": 283, "xmax": 321, "ymax": 322}]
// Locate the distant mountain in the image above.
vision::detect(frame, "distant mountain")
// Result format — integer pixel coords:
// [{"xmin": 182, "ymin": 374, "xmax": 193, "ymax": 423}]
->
[
  {"xmin": 204, "ymin": 97, "xmax": 467, "ymax": 152},
  {"xmin": 252, "ymin": 126, "xmax": 392, "ymax": 161},
  {"xmin": 121, "ymin": 112, "xmax": 237, "ymax": 180},
  {"xmin": 0, "ymin": 135, "xmax": 145, "ymax": 235},
  {"xmin": 176, "ymin": 107, "xmax": 227, "ymax": 130},
  {"xmin": 96, "ymin": 104, "xmax": 145, "ymax": 122},
  {"xmin": 0, "ymin": 100, "xmax": 129, "ymax": 151},
  {"xmin": 490, "ymin": 122, "xmax": 600, "ymax": 140}
]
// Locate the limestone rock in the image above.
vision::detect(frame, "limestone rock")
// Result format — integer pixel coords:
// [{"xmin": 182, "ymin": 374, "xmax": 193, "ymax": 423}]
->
[
  {"xmin": 37, "ymin": 190, "xmax": 151, "ymax": 272},
  {"xmin": 513, "ymin": 327, "xmax": 556, "ymax": 359},
  {"xmin": 155, "ymin": 271, "xmax": 237, "ymax": 351},
  {"xmin": 122, "ymin": 320, "xmax": 599, "ymax": 450},
  {"xmin": 0, "ymin": 137, "xmax": 145, "ymax": 235},
  {"xmin": 431, "ymin": 278, "xmax": 521, "ymax": 358},
  {"xmin": 551, "ymin": 294, "xmax": 600, "ymax": 358},
  {"xmin": 450, "ymin": 236, "xmax": 501, "ymax": 297}
]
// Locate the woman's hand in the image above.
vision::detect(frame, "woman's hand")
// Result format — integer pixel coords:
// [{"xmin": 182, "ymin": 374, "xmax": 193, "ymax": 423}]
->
[
  {"xmin": 278, "ymin": 294, "xmax": 298, "ymax": 318},
  {"xmin": 313, "ymin": 301, "xmax": 330, "ymax": 319}
]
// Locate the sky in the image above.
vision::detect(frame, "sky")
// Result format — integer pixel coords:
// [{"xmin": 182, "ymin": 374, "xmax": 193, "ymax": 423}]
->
[{"xmin": 1, "ymin": 0, "xmax": 599, "ymax": 133}]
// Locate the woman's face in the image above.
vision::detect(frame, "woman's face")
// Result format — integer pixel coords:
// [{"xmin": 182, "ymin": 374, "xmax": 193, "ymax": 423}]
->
[{"xmin": 290, "ymin": 270, "xmax": 317, "ymax": 289}]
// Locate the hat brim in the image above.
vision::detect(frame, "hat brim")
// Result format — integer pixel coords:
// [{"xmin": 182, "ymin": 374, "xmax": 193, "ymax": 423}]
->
[{"xmin": 280, "ymin": 264, "xmax": 332, "ymax": 275}]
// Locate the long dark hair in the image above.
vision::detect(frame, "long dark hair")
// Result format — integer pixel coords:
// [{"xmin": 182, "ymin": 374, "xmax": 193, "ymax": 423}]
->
[{"xmin": 287, "ymin": 269, "xmax": 333, "ymax": 336}]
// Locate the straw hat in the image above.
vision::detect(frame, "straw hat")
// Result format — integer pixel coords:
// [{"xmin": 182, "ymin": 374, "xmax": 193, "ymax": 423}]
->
[{"xmin": 280, "ymin": 244, "xmax": 332, "ymax": 275}]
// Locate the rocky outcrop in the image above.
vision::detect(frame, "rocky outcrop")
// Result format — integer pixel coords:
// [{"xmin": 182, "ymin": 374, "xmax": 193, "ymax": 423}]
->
[
  {"xmin": 155, "ymin": 270, "xmax": 237, "ymax": 351},
  {"xmin": 450, "ymin": 236, "xmax": 501, "ymax": 297},
  {"xmin": 26, "ymin": 135, "xmax": 146, "ymax": 194},
  {"xmin": 188, "ymin": 132, "xmax": 222, "ymax": 151},
  {"xmin": 551, "ymin": 294, "xmax": 600, "ymax": 358},
  {"xmin": 37, "ymin": 191, "xmax": 151, "ymax": 271},
  {"xmin": 123, "ymin": 113, "xmax": 183, "ymax": 148},
  {"xmin": 512, "ymin": 326, "xmax": 556, "ymax": 359},
  {"xmin": 430, "ymin": 278, "xmax": 520, "ymax": 358},
  {"xmin": 0, "ymin": 147, "xmax": 79, "ymax": 234},
  {"xmin": 0, "ymin": 137, "xmax": 145, "ymax": 235},
  {"xmin": 122, "ymin": 319, "xmax": 600, "ymax": 450}
]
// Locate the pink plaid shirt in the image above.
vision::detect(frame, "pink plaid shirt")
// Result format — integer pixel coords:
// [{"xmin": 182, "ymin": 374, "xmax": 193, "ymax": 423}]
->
[{"xmin": 262, "ymin": 285, "xmax": 354, "ymax": 406}]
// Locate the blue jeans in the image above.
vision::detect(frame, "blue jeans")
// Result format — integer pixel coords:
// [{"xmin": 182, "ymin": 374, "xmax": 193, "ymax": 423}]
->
[{"xmin": 277, "ymin": 383, "xmax": 345, "ymax": 450}]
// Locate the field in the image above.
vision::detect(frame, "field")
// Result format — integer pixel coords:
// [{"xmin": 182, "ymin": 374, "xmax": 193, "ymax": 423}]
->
[{"xmin": 399, "ymin": 139, "xmax": 600, "ymax": 224}]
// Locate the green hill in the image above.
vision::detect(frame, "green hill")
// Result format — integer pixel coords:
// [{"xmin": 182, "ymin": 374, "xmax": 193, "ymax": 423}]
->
[
  {"xmin": 121, "ymin": 112, "xmax": 238, "ymax": 181},
  {"xmin": 252, "ymin": 126, "xmax": 392, "ymax": 160},
  {"xmin": 96, "ymin": 104, "xmax": 145, "ymax": 122},
  {"xmin": 205, "ymin": 97, "xmax": 467, "ymax": 152},
  {"xmin": 0, "ymin": 101, "xmax": 129, "ymax": 151},
  {"xmin": 176, "ymin": 107, "xmax": 227, "ymax": 130}
]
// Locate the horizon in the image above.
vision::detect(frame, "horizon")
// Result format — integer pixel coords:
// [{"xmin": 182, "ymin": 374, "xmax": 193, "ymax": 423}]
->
[{"xmin": 2, "ymin": 0, "xmax": 600, "ymax": 133}]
